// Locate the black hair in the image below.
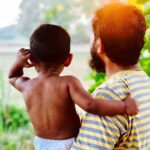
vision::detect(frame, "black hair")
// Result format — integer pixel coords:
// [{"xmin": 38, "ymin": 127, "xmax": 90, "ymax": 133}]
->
[{"xmin": 30, "ymin": 24, "xmax": 70, "ymax": 67}]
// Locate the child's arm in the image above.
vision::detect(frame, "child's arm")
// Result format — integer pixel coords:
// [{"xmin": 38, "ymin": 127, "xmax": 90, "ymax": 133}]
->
[
  {"xmin": 68, "ymin": 76, "xmax": 138, "ymax": 116},
  {"xmin": 8, "ymin": 49, "xmax": 33, "ymax": 92}
]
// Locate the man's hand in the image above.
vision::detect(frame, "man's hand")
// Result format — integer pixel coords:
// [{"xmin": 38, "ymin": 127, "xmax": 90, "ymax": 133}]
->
[
  {"xmin": 16, "ymin": 48, "xmax": 34, "ymax": 68},
  {"xmin": 124, "ymin": 94, "xmax": 139, "ymax": 115}
]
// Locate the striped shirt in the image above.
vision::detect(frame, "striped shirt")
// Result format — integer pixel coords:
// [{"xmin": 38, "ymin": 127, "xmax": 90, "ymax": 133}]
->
[{"xmin": 71, "ymin": 70, "xmax": 150, "ymax": 150}]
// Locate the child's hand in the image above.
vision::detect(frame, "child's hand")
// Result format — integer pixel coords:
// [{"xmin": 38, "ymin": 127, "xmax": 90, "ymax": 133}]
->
[
  {"xmin": 16, "ymin": 48, "xmax": 34, "ymax": 68},
  {"xmin": 124, "ymin": 94, "xmax": 139, "ymax": 115}
]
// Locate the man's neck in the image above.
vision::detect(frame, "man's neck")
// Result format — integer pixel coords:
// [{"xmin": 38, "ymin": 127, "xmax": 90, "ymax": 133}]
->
[{"xmin": 105, "ymin": 62, "xmax": 140, "ymax": 78}]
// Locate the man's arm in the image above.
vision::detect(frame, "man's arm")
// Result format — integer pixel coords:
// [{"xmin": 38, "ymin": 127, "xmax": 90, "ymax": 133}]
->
[
  {"xmin": 68, "ymin": 76, "xmax": 138, "ymax": 116},
  {"xmin": 8, "ymin": 49, "xmax": 33, "ymax": 92}
]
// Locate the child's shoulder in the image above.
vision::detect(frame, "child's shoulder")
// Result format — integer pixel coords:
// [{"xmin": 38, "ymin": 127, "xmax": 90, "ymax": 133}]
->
[
  {"xmin": 61, "ymin": 75, "xmax": 79, "ymax": 82},
  {"xmin": 61, "ymin": 75, "xmax": 82, "ymax": 89}
]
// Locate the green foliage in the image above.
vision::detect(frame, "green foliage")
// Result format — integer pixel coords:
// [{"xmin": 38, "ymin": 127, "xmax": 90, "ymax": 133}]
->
[
  {"xmin": 137, "ymin": 0, "xmax": 149, "ymax": 4},
  {"xmin": 141, "ymin": 28, "xmax": 150, "ymax": 76},
  {"xmin": 144, "ymin": 3, "xmax": 150, "ymax": 15},
  {"xmin": 0, "ymin": 125, "xmax": 34, "ymax": 150},
  {"xmin": 0, "ymin": 99, "xmax": 33, "ymax": 149},
  {"xmin": 0, "ymin": 69, "xmax": 34, "ymax": 149},
  {"xmin": 44, "ymin": 5, "xmax": 64, "ymax": 22},
  {"xmin": 140, "ymin": 57, "xmax": 150, "ymax": 75},
  {"xmin": 145, "ymin": 15, "xmax": 150, "ymax": 26},
  {"xmin": 1, "ymin": 106, "xmax": 29, "ymax": 131},
  {"xmin": 0, "ymin": 70, "xmax": 29, "ymax": 132},
  {"xmin": 87, "ymin": 72, "xmax": 106, "ymax": 93},
  {"xmin": 0, "ymin": 70, "xmax": 4, "ymax": 135}
]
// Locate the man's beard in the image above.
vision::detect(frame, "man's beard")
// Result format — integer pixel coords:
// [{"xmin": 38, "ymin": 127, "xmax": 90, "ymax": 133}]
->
[{"xmin": 89, "ymin": 42, "xmax": 106, "ymax": 73}]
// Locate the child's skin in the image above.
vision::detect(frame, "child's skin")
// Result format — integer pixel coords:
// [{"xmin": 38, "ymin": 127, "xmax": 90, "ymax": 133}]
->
[{"xmin": 8, "ymin": 49, "xmax": 138, "ymax": 140}]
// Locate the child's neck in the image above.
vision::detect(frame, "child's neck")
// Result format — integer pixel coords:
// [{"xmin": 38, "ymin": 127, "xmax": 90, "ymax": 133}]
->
[{"xmin": 37, "ymin": 65, "xmax": 64, "ymax": 77}]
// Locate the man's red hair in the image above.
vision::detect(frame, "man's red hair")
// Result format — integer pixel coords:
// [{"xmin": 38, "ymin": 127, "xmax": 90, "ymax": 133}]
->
[{"xmin": 92, "ymin": 2, "xmax": 146, "ymax": 66}]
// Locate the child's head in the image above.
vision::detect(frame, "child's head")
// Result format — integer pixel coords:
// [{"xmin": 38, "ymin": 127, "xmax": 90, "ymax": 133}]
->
[
  {"xmin": 90, "ymin": 2, "xmax": 146, "ymax": 72},
  {"xmin": 30, "ymin": 24, "xmax": 71, "ymax": 69}
]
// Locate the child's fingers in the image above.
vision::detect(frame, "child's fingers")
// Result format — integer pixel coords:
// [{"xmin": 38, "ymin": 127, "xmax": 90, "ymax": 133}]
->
[
  {"xmin": 126, "ymin": 93, "xmax": 131, "ymax": 98},
  {"xmin": 21, "ymin": 53, "xmax": 31, "ymax": 61},
  {"xmin": 20, "ymin": 49, "xmax": 31, "ymax": 56},
  {"xmin": 19, "ymin": 48, "xmax": 27, "ymax": 53},
  {"xmin": 19, "ymin": 48, "xmax": 30, "ymax": 54},
  {"xmin": 25, "ymin": 53, "xmax": 31, "ymax": 59},
  {"xmin": 19, "ymin": 48, "xmax": 25, "ymax": 51},
  {"xmin": 23, "ymin": 51, "xmax": 31, "ymax": 56},
  {"xmin": 23, "ymin": 49, "xmax": 30, "ymax": 53}
]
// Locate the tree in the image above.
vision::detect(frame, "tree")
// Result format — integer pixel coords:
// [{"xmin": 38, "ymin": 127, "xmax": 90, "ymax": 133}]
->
[
  {"xmin": 42, "ymin": 0, "xmax": 94, "ymax": 43},
  {"xmin": 18, "ymin": 0, "xmax": 50, "ymax": 37},
  {"xmin": 18, "ymin": 0, "xmax": 109, "ymax": 43}
]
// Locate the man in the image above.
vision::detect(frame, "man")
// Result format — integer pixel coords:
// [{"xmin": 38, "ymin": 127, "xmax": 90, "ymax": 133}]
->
[{"xmin": 71, "ymin": 2, "xmax": 150, "ymax": 150}]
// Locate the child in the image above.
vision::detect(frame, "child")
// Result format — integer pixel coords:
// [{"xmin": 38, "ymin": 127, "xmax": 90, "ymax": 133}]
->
[{"xmin": 8, "ymin": 24, "xmax": 138, "ymax": 150}]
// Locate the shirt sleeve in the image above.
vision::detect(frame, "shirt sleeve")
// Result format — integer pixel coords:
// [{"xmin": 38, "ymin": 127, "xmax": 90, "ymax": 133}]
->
[{"xmin": 71, "ymin": 86, "xmax": 129, "ymax": 150}]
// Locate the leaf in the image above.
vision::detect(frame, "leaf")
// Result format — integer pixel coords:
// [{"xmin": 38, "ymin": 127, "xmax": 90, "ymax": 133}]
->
[{"xmin": 145, "ymin": 15, "xmax": 150, "ymax": 26}]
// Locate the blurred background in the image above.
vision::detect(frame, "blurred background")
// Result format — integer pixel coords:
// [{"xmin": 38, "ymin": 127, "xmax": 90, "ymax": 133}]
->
[{"xmin": 0, "ymin": 0, "xmax": 149, "ymax": 149}]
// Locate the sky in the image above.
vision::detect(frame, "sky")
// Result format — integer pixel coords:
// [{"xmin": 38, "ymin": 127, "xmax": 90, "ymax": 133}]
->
[{"xmin": 0, "ymin": 0, "xmax": 22, "ymax": 28}]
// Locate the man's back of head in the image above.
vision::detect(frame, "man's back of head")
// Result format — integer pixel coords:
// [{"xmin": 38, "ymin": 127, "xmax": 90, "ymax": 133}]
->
[{"xmin": 92, "ymin": 2, "xmax": 146, "ymax": 67}]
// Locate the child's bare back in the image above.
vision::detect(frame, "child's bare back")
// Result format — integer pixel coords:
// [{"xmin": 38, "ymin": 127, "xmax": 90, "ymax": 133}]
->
[{"xmin": 25, "ymin": 75, "xmax": 80, "ymax": 139}]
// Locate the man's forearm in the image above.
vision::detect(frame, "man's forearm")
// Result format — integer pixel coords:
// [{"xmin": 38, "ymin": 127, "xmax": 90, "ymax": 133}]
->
[{"xmin": 8, "ymin": 62, "xmax": 24, "ymax": 79}]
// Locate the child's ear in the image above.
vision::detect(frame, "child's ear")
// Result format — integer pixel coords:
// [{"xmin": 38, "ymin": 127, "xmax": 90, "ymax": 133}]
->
[
  {"xmin": 64, "ymin": 54, "xmax": 73, "ymax": 67},
  {"xmin": 29, "ymin": 56, "xmax": 36, "ymax": 66}
]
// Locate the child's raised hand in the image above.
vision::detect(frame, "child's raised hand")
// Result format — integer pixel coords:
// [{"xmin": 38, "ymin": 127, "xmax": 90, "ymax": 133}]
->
[
  {"xmin": 124, "ymin": 94, "xmax": 139, "ymax": 115},
  {"xmin": 17, "ymin": 48, "xmax": 34, "ymax": 68}
]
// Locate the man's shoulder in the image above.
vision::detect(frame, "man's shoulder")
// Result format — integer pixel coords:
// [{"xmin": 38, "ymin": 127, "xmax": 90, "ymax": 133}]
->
[
  {"xmin": 93, "ymin": 72, "xmax": 132, "ymax": 100},
  {"xmin": 93, "ymin": 70, "xmax": 149, "ymax": 100}
]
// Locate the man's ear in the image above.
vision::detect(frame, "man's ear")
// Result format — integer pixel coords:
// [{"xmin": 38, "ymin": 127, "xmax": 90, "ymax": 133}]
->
[
  {"xmin": 64, "ymin": 54, "xmax": 73, "ymax": 67},
  {"xmin": 96, "ymin": 38, "xmax": 104, "ymax": 56}
]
